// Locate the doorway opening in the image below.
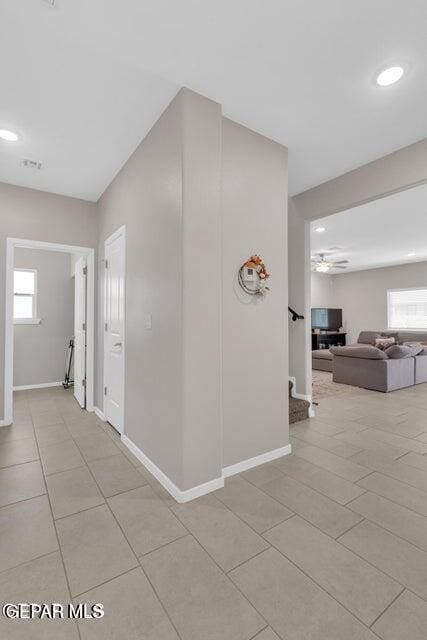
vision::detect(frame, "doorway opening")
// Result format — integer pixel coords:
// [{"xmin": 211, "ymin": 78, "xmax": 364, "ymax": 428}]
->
[{"xmin": 4, "ymin": 238, "xmax": 95, "ymax": 425}]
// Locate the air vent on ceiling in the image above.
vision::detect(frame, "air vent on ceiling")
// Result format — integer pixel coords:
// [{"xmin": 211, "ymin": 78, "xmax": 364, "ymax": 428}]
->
[{"xmin": 21, "ymin": 159, "xmax": 43, "ymax": 170}]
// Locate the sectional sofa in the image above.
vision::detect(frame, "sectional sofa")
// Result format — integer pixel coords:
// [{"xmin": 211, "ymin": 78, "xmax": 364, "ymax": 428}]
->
[{"xmin": 313, "ymin": 330, "xmax": 427, "ymax": 392}]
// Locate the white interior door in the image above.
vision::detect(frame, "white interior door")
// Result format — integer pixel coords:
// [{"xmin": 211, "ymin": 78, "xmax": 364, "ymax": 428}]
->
[
  {"xmin": 104, "ymin": 228, "xmax": 125, "ymax": 433},
  {"xmin": 74, "ymin": 256, "xmax": 87, "ymax": 408}
]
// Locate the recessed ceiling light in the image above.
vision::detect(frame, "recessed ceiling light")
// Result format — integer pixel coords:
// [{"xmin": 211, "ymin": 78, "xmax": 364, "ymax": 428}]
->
[
  {"xmin": 0, "ymin": 129, "xmax": 19, "ymax": 142},
  {"xmin": 407, "ymin": 252, "xmax": 416, "ymax": 257},
  {"xmin": 376, "ymin": 66, "xmax": 404, "ymax": 86},
  {"xmin": 315, "ymin": 227, "xmax": 326, "ymax": 233}
]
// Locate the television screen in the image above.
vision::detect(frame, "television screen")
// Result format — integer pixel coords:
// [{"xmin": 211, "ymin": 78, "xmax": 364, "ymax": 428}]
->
[{"xmin": 311, "ymin": 308, "xmax": 342, "ymax": 331}]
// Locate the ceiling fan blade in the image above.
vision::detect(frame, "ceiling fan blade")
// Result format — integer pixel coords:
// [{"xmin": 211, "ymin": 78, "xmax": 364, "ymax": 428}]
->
[
  {"xmin": 333, "ymin": 265, "xmax": 347, "ymax": 269},
  {"xmin": 332, "ymin": 260, "xmax": 349, "ymax": 264}
]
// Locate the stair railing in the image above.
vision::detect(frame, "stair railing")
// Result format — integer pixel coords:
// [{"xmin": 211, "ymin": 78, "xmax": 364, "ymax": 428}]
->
[{"xmin": 288, "ymin": 306, "xmax": 304, "ymax": 322}]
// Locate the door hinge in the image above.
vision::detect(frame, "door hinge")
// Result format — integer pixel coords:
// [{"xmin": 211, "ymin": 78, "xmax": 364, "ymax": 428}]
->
[
  {"xmin": 82, "ymin": 378, "xmax": 86, "ymax": 388},
  {"xmin": 104, "ymin": 322, "xmax": 108, "ymax": 331},
  {"xmin": 104, "ymin": 386, "xmax": 107, "ymax": 396},
  {"xmin": 83, "ymin": 266, "xmax": 87, "ymax": 275},
  {"xmin": 82, "ymin": 322, "xmax": 86, "ymax": 331},
  {"xmin": 105, "ymin": 259, "xmax": 108, "ymax": 269}
]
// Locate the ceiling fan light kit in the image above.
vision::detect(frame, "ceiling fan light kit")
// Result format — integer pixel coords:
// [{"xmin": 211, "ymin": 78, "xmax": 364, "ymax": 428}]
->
[{"xmin": 311, "ymin": 253, "xmax": 349, "ymax": 272}]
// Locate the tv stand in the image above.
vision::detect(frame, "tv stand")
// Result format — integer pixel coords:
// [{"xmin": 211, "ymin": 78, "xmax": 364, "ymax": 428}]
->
[{"xmin": 312, "ymin": 332, "xmax": 346, "ymax": 351}]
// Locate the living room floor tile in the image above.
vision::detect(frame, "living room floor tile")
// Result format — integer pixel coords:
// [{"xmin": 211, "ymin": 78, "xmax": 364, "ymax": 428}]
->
[
  {"xmin": 214, "ymin": 475, "xmax": 293, "ymax": 533},
  {"xmin": 46, "ymin": 466, "xmax": 105, "ymax": 519},
  {"xmin": 293, "ymin": 444, "xmax": 371, "ymax": 481},
  {"xmin": 171, "ymin": 493, "xmax": 269, "ymax": 571},
  {"xmin": 4, "ymin": 385, "xmax": 426, "ymax": 639},
  {"xmin": 40, "ymin": 439, "xmax": 85, "ymax": 476},
  {"xmin": 76, "ymin": 568, "xmax": 179, "ymax": 640},
  {"xmin": 56, "ymin": 504, "xmax": 138, "ymax": 596},
  {"xmin": 347, "ymin": 491, "xmax": 427, "ymax": 551},
  {"xmin": 141, "ymin": 535, "xmax": 265, "ymax": 640},
  {"xmin": 357, "ymin": 472, "xmax": 427, "ymax": 516},
  {"xmin": 372, "ymin": 589, "xmax": 427, "ymax": 640},
  {"xmin": 108, "ymin": 485, "xmax": 186, "ymax": 557},
  {"xmin": 88, "ymin": 453, "xmax": 147, "ymax": 497},
  {"xmin": 261, "ymin": 474, "xmax": 362, "ymax": 538},
  {"xmin": 0, "ymin": 460, "xmax": 46, "ymax": 507},
  {"xmin": 275, "ymin": 454, "xmax": 366, "ymax": 504},
  {"xmin": 0, "ymin": 552, "xmax": 78, "ymax": 640},
  {"xmin": 229, "ymin": 547, "xmax": 378, "ymax": 640},
  {"xmin": 0, "ymin": 495, "xmax": 58, "ymax": 572},
  {"xmin": 264, "ymin": 515, "xmax": 403, "ymax": 626},
  {"xmin": 339, "ymin": 520, "xmax": 427, "ymax": 599}
]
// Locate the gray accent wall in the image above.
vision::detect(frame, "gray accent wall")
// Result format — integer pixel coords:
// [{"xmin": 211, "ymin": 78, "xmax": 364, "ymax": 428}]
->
[
  {"xmin": 0, "ymin": 182, "xmax": 97, "ymax": 415},
  {"xmin": 331, "ymin": 261, "xmax": 427, "ymax": 344},
  {"xmin": 13, "ymin": 248, "xmax": 74, "ymax": 387}
]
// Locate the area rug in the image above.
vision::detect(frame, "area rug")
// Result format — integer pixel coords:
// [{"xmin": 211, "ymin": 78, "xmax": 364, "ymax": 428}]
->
[{"xmin": 312, "ymin": 370, "xmax": 358, "ymax": 400}]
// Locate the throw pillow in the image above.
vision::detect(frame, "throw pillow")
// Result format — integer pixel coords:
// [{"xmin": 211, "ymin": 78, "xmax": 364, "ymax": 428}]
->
[
  {"xmin": 375, "ymin": 337, "xmax": 395, "ymax": 350},
  {"xmin": 402, "ymin": 342, "xmax": 424, "ymax": 355},
  {"xmin": 385, "ymin": 345, "xmax": 414, "ymax": 359}
]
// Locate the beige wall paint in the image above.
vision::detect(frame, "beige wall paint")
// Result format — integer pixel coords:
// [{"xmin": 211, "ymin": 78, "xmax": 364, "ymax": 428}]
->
[
  {"xmin": 97, "ymin": 91, "xmax": 185, "ymax": 487},
  {"xmin": 288, "ymin": 198, "xmax": 311, "ymax": 396},
  {"xmin": 14, "ymin": 248, "xmax": 74, "ymax": 387},
  {"xmin": 0, "ymin": 182, "xmax": 97, "ymax": 416},
  {"xmin": 97, "ymin": 91, "xmax": 289, "ymax": 489},
  {"xmin": 311, "ymin": 272, "xmax": 335, "ymax": 309},
  {"xmin": 222, "ymin": 118, "xmax": 289, "ymax": 467},
  {"xmin": 294, "ymin": 138, "xmax": 427, "ymax": 221},
  {"xmin": 332, "ymin": 261, "xmax": 427, "ymax": 344}
]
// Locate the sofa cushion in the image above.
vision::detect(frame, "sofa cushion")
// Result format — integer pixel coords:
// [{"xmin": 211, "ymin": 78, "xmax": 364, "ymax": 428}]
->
[
  {"xmin": 358, "ymin": 331, "xmax": 382, "ymax": 345},
  {"xmin": 312, "ymin": 349, "xmax": 333, "ymax": 360},
  {"xmin": 330, "ymin": 345, "xmax": 388, "ymax": 359},
  {"xmin": 385, "ymin": 344, "xmax": 418, "ymax": 359},
  {"xmin": 396, "ymin": 331, "xmax": 427, "ymax": 344},
  {"xmin": 402, "ymin": 342, "xmax": 424, "ymax": 355}
]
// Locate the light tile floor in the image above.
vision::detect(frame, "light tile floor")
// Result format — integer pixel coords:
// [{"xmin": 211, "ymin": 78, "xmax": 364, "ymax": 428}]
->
[{"xmin": 0, "ymin": 384, "xmax": 426, "ymax": 639}]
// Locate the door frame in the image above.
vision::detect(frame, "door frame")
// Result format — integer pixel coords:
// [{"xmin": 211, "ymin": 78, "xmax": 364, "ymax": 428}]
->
[
  {"xmin": 3, "ymin": 237, "xmax": 95, "ymax": 426},
  {"xmin": 103, "ymin": 225, "xmax": 126, "ymax": 432}
]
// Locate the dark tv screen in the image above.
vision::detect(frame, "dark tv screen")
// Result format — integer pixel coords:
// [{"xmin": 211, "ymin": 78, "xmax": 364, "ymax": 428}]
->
[{"xmin": 311, "ymin": 308, "xmax": 342, "ymax": 331}]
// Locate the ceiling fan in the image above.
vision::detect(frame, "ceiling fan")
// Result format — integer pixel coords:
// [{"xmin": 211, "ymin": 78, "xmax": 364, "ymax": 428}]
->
[{"xmin": 311, "ymin": 253, "xmax": 349, "ymax": 272}]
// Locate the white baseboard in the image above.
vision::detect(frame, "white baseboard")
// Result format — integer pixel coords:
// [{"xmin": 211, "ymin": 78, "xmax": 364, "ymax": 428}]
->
[
  {"xmin": 13, "ymin": 381, "xmax": 63, "ymax": 391},
  {"xmin": 94, "ymin": 406, "xmax": 107, "ymax": 422},
  {"xmin": 121, "ymin": 435, "xmax": 224, "ymax": 503},
  {"xmin": 289, "ymin": 376, "xmax": 315, "ymax": 417},
  {"xmin": 222, "ymin": 444, "xmax": 292, "ymax": 478}
]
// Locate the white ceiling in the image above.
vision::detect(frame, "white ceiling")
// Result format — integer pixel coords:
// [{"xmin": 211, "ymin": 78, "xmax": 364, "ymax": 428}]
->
[
  {"xmin": 311, "ymin": 183, "xmax": 427, "ymax": 273},
  {"xmin": 1, "ymin": 0, "xmax": 427, "ymax": 200}
]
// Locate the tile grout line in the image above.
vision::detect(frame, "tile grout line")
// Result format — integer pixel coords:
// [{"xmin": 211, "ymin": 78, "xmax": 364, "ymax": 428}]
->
[
  {"xmin": 30, "ymin": 407, "xmax": 84, "ymax": 640},
  {"xmin": 78, "ymin": 437, "xmax": 186, "ymax": 640},
  {"xmin": 368, "ymin": 586, "xmax": 406, "ymax": 629}
]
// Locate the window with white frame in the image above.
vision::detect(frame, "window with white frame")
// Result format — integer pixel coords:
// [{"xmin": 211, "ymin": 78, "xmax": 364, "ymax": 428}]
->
[
  {"xmin": 13, "ymin": 269, "xmax": 40, "ymax": 324},
  {"xmin": 387, "ymin": 288, "xmax": 427, "ymax": 330}
]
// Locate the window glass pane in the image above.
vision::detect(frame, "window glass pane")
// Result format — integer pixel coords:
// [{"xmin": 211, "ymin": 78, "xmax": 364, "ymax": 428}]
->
[
  {"xmin": 14, "ymin": 295, "xmax": 33, "ymax": 319},
  {"xmin": 14, "ymin": 270, "xmax": 35, "ymax": 294},
  {"xmin": 388, "ymin": 289, "xmax": 427, "ymax": 329}
]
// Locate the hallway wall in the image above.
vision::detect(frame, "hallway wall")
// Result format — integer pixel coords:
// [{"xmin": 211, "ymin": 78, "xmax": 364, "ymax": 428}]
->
[
  {"xmin": 0, "ymin": 182, "xmax": 97, "ymax": 416},
  {"xmin": 13, "ymin": 248, "xmax": 74, "ymax": 387}
]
